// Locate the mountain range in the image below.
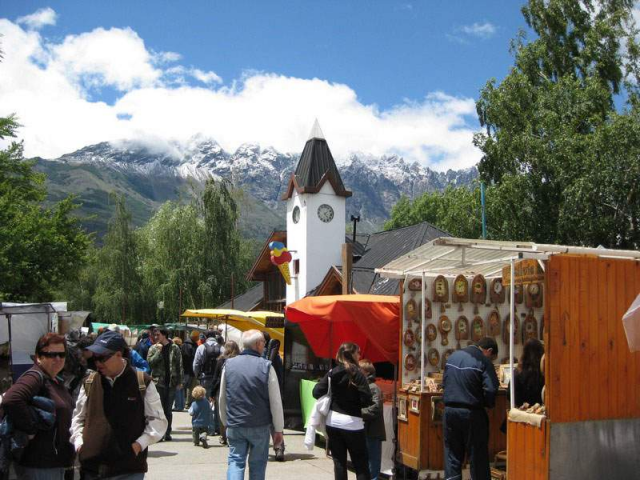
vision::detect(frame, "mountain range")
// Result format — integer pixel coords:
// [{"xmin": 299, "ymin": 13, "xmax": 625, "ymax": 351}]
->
[{"xmin": 34, "ymin": 136, "xmax": 478, "ymax": 241}]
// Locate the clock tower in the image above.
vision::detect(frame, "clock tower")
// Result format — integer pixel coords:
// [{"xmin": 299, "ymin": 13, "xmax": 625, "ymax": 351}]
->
[{"xmin": 282, "ymin": 121, "xmax": 352, "ymax": 305}]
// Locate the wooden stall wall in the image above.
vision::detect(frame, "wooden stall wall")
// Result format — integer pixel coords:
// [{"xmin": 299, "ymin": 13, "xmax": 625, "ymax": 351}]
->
[
  {"xmin": 546, "ymin": 255, "xmax": 640, "ymax": 423},
  {"xmin": 507, "ymin": 421, "xmax": 548, "ymax": 480}
]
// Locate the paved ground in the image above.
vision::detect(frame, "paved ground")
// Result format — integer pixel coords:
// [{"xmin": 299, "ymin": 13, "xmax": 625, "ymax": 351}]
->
[{"xmin": 147, "ymin": 411, "xmax": 346, "ymax": 480}]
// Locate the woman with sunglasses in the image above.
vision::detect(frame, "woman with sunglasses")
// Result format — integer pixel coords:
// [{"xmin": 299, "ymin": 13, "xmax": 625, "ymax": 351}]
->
[{"xmin": 2, "ymin": 333, "xmax": 75, "ymax": 480}]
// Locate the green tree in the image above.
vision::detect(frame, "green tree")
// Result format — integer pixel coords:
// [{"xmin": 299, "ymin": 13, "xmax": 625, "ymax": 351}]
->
[
  {"xmin": 474, "ymin": 0, "xmax": 640, "ymax": 247},
  {"xmin": 93, "ymin": 195, "xmax": 150, "ymax": 323},
  {"xmin": 0, "ymin": 115, "xmax": 90, "ymax": 301}
]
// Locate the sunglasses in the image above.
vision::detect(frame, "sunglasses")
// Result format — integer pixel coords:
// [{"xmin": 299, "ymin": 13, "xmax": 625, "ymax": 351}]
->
[
  {"xmin": 39, "ymin": 351, "xmax": 66, "ymax": 359},
  {"xmin": 94, "ymin": 352, "xmax": 115, "ymax": 363}
]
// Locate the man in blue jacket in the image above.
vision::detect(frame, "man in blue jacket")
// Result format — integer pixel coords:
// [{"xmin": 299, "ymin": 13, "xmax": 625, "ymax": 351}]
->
[{"xmin": 443, "ymin": 337, "xmax": 499, "ymax": 480}]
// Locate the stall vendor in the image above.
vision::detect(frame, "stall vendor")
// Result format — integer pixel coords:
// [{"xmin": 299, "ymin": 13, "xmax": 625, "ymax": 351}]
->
[{"xmin": 443, "ymin": 337, "xmax": 499, "ymax": 480}]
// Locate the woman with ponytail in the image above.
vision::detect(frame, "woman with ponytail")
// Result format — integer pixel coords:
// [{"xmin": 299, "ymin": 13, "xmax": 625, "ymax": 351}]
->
[{"xmin": 312, "ymin": 342, "xmax": 373, "ymax": 480}]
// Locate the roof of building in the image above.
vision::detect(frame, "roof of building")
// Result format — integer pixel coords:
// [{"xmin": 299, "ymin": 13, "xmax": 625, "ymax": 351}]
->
[
  {"xmin": 217, "ymin": 283, "xmax": 263, "ymax": 311},
  {"xmin": 281, "ymin": 121, "xmax": 351, "ymax": 199},
  {"xmin": 246, "ymin": 230, "xmax": 287, "ymax": 282}
]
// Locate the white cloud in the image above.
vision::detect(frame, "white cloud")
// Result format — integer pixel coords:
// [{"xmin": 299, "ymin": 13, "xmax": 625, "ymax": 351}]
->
[
  {"xmin": 461, "ymin": 22, "xmax": 497, "ymax": 38},
  {"xmin": 16, "ymin": 7, "xmax": 57, "ymax": 30},
  {"xmin": 0, "ymin": 18, "xmax": 480, "ymax": 171}
]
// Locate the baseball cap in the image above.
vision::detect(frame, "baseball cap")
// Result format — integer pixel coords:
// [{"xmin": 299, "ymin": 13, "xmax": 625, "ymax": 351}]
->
[{"xmin": 87, "ymin": 330, "xmax": 127, "ymax": 355}]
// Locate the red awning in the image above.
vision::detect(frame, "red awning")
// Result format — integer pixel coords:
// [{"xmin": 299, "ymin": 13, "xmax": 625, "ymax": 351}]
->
[{"xmin": 285, "ymin": 294, "xmax": 400, "ymax": 364}]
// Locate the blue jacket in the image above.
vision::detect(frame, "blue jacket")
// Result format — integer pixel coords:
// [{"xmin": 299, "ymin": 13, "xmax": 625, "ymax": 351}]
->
[
  {"xmin": 443, "ymin": 346, "xmax": 499, "ymax": 409},
  {"xmin": 189, "ymin": 398, "xmax": 213, "ymax": 428},
  {"xmin": 130, "ymin": 349, "xmax": 150, "ymax": 374}
]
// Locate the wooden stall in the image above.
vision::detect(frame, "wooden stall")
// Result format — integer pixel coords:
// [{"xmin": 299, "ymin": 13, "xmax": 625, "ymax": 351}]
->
[{"xmin": 377, "ymin": 238, "xmax": 640, "ymax": 480}]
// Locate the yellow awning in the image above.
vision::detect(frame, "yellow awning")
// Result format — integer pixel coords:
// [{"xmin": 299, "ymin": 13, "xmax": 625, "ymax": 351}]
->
[{"xmin": 180, "ymin": 309, "xmax": 284, "ymax": 346}]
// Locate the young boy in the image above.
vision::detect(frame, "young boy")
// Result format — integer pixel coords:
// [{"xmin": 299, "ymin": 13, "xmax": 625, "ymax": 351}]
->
[
  {"xmin": 360, "ymin": 360, "xmax": 386, "ymax": 480},
  {"xmin": 189, "ymin": 385, "xmax": 213, "ymax": 448}
]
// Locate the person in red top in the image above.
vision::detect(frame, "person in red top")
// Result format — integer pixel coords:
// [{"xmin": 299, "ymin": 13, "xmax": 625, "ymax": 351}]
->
[{"xmin": 3, "ymin": 333, "xmax": 75, "ymax": 480}]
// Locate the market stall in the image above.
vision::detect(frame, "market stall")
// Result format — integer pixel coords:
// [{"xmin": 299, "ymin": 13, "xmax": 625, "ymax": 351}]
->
[{"xmin": 377, "ymin": 237, "xmax": 640, "ymax": 480}]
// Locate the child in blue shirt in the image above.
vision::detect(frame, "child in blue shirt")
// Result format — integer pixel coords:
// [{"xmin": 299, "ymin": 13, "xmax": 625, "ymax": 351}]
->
[{"xmin": 189, "ymin": 385, "xmax": 213, "ymax": 448}]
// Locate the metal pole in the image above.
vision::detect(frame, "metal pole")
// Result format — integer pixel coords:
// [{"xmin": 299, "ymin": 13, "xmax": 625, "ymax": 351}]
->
[
  {"xmin": 509, "ymin": 258, "xmax": 515, "ymax": 411},
  {"xmin": 481, "ymin": 182, "xmax": 487, "ymax": 240},
  {"xmin": 420, "ymin": 273, "xmax": 425, "ymax": 393}
]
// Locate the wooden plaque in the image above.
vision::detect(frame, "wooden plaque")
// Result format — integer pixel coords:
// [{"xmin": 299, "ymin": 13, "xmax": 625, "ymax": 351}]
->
[
  {"xmin": 471, "ymin": 274, "xmax": 487, "ymax": 305},
  {"xmin": 455, "ymin": 316, "xmax": 470, "ymax": 342},
  {"xmin": 408, "ymin": 278, "xmax": 422, "ymax": 291},
  {"xmin": 452, "ymin": 275, "xmax": 469, "ymax": 304},
  {"xmin": 489, "ymin": 278, "xmax": 505, "ymax": 304},
  {"xmin": 426, "ymin": 323, "xmax": 437, "ymax": 343},
  {"xmin": 439, "ymin": 315, "xmax": 452, "ymax": 346},
  {"xmin": 523, "ymin": 311, "xmax": 538, "ymax": 342},
  {"xmin": 488, "ymin": 310, "xmax": 501, "ymax": 337},
  {"xmin": 432, "ymin": 275, "xmax": 449, "ymax": 303},
  {"xmin": 471, "ymin": 315, "xmax": 485, "ymax": 342},
  {"xmin": 424, "ymin": 298, "xmax": 433, "ymax": 319},
  {"xmin": 403, "ymin": 328, "xmax": 416, "ymax": 349},
  {"xmin": 525, "ymin": 282, "xmax": 543, "ymax": 309},
  {"xmin": 404, "ymin": 353, "xmax": 417, "ymax": 372},
  {"xmin": 427, "ymin": 348, "xmax": 440, "ymax": 367},
  {"xmin": 405, "ymin": 298, "xmax": 419, "ymax": 322},
  {"xmin": 503, "ymin": 315, "xmax": 520, "ymax": 345}
]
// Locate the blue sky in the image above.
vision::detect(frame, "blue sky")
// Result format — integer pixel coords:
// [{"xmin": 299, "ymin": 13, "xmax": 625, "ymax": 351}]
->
[{"xmin": 0, "ymin": 1, "xmax": 529, "ymax": 170}]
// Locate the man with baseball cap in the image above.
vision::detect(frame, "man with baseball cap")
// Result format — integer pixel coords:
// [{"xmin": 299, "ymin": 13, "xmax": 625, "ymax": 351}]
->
[{"xmin": 70, "ymin": 330, "xmax": 167, "ymax": 479}]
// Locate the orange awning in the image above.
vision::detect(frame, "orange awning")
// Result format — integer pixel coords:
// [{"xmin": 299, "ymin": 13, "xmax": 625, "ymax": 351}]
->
[{"xmin": 285, "ymin": 294, "xmax": 400, "ymax": 364}]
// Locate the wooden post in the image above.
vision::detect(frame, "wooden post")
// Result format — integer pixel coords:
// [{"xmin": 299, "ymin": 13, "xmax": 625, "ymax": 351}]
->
[{"xmin": 342, "ymin": 243, "xmax": 353, "ymax": 295}]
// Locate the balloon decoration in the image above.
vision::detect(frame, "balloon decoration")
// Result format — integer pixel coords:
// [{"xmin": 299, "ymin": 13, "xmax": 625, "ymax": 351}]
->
[{"xmin": 269, "ymin": 241, "xmax": 292, "ymax": 285}]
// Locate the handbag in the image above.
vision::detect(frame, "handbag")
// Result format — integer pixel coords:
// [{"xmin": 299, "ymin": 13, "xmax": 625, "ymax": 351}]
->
[{"xmin": 315, "ymin": 370, "xmax": 332, "ymax": 416}]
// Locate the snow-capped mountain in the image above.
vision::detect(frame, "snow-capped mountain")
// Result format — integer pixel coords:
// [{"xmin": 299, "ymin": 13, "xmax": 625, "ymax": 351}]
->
[{"xmin": 40, "ymin": 137, "xmax": 477, "ymax": 238}]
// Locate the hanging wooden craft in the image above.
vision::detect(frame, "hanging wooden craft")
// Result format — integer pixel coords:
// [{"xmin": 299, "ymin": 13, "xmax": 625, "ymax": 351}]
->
[
  {"xmin": 452, "ymin": 275, "xmax": 469, "ymax": 311},
  {"xmin": 432, "ymin": 275, "xmax": 449, "ymax": 313},
  {"xmin": 408, "ymin": 278, "xmax": 422, "ymax": 291},
  {"xmin": 471, "ymin": 275, "xmax": 487, "ymax": 313},
  {"xmin": 405, "ymin": 298, "xmax": 418, "ymax": 326},
  {"xmin": 455, "ymin": 316, "xmax": 470, "ymax": 349},
  {"xmin": 439, "ymin": 315, "xmax": 452, "ymax": 346},
  {"xmin": 441, "ymin": 349, "xmax": 455, "ymax": 370},
  {"xmin": 403, "ymin": 327, "xmax": 416, "ymax": 351},
  {"xmin": 404, "ymin": 353, "xmax": 417, "ymax": 372},
  {"xmin": 523, "ymin": 310, "xmax": 538, "ymax": 342},
  {"xmin": 426, "ymin": 323, "xmax": 438, "ymax": 345},
  {"xmin": 490, "ymin": 278, "xmax": 505, "ymax": 304},
  {"xmin": 503, "ymin": 314, "xmax": 520, "ymax": 345},
  {"xmin": 415, "ymin": 328, "xmax": 422, "ymax": 353},
  {"xmin": 488, "ymin": 310, "xmax": 501, "ymax": 338},
  {"xmin": 427, "ymin": 348, "xmax": 440, "ymax": 367},
  {"xmin": 525, "ymin": 283, "xmax": 543, "ymax": 309},
  {"xmin": 471, "ymin": 316, "xmax": 485, "ymax": 343},
  {"xmin": 514, "ymin": 284, "xmax": 524, "ymax": 304},
  {"xmin": 424, "ymin": 298, "xmax": 433, "ymax": 319}
]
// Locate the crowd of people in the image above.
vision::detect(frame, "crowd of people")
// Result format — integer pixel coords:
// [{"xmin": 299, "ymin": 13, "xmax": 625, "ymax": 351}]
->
[{"xmin": 0, "ymin": 323, "xmax": 545, "ymax": 480}]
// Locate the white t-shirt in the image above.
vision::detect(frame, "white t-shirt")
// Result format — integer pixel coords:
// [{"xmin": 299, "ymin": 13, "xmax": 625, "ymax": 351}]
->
[{"xmin": 326, "ymin": 409, "xmax": 364, "ymax": 431}]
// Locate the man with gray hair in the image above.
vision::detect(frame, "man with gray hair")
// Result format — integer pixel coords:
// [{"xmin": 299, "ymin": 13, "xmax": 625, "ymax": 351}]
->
[{"xmin": 219, "ymin": 329, "xmax": 284, "ymax": 480}]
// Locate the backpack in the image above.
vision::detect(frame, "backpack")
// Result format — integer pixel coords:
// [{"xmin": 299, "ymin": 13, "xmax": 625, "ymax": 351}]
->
[
  {"xmin": 84, "ymin": 370, "xmax": 150, "ymax": 398},
  {"xmin": 202, "ymin": 343, "xmax": 221, "ymax": 376}
]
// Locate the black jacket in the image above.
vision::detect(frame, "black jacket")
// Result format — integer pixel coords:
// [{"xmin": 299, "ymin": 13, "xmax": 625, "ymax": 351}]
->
[
  {"xmin": 181, "ymin": 339, "xmax": 198, "ymax": 376},
  {"xmin": 361, "ymin": 375, "xmax": 386, "ymax": 440},
  {"xmin": 312, "ymin": 365, "xmax": 373, "ymax": 418},
  {"xmin": 443, "ymin": 346, "xmax": 499, "ymax": 409}
]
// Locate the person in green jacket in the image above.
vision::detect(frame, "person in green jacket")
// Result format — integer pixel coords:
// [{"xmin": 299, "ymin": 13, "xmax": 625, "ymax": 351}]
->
[{"xmin": 148, "ymin": 328, "xmax": 183, "ymax": 441}]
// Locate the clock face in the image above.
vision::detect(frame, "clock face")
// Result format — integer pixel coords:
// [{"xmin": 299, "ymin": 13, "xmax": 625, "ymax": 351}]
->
[
  {"xmin": 435, "ymin": 279, "xmax": 446, "ymax": 297},
  {"xmin": 493, "ymin": 281, "xmax": 503, "ymax": 294},
  {"xmin": 317, "ymin": 204, "xmax": 334, "ymax": 223},
  {"xmin": 292, "ymin": 206, "xmax": 300, "ymax": 224}
]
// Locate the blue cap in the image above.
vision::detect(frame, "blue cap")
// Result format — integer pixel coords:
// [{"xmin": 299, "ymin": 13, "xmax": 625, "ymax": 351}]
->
[{"xmin": 87, "ymin": 330, "xmax": 127, "ymax": 355}]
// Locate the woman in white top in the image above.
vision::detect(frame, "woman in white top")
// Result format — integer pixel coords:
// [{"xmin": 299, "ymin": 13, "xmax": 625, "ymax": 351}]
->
[{"xmin": 313, "ymin": 342, "xmax": 373, "ymax": 480}]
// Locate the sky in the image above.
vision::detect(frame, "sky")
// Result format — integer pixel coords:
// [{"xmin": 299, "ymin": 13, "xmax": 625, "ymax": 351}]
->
[{"xmin": 1, "ymin": 1, "xmax": 536, "ymax": 170}]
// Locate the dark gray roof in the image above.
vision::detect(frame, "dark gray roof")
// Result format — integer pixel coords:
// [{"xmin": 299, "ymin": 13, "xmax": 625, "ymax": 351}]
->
[
  {"xmin": 294, "ymin": 138, "xmax": 350, "ymax": 196},
  {"xmin": 217, "ymin": 284, "xmax": 263, "ymax": 311},
  {"xmin": 353, "ymin": 222, "xmax": 450, "ymax": 270}
]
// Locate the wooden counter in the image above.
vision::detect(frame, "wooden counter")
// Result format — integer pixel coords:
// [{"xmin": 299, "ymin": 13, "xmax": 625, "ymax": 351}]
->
[{"xmin": 397, "ymin": 391, "xmax": 508, "ymax": 471}]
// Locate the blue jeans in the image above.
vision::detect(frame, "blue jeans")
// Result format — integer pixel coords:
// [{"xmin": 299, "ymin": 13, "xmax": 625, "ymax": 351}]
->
[
  {"xmin": 174, "ymin": 385, "xmax": 185, "ymax": 410},
  {"xmin": 366, "ymin": 437, "xmax": 382, "ymax": 480},
  {"xmin": 226, "ymin": 425, "xmax": 271, "ymax": 480},
  {"xmin": 13, "ymin": 466, "xmax": 65, "ymax": 480}
]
